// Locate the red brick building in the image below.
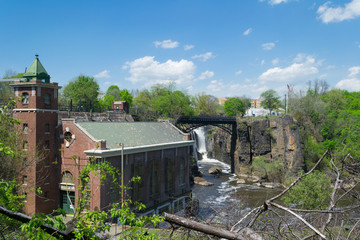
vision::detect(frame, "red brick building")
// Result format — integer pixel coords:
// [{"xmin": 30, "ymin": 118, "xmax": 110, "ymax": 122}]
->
[{"xmin": 12, "ymin": 56, "xmax": 194, "ymax": 216}]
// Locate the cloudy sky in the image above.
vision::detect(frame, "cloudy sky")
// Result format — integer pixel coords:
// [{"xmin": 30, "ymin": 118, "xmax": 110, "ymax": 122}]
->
[{"xmin": 1, "ymin": 0, "xmax": 360, "ymax": 98}]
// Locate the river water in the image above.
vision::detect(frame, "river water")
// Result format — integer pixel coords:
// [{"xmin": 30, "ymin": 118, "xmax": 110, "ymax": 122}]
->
[{"xmin": 192, "ymin": 127, "xmax": 281, "ymax": 222}]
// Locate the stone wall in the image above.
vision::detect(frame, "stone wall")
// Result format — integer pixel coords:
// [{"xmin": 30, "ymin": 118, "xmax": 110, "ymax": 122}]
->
[{"xmin": 207, "ymin": 115, "xmax": 304, "ymax": 180}]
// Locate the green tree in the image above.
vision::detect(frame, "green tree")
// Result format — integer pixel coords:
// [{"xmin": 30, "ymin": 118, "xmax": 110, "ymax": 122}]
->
[
  {"xmin": 193, "ymin": 92, "xmax": 219, "ymax": 115},
  {"xmin": 224, "ymin": 97, "xmax": 247, "ymax": 116},
  {"xmin": 0, "ymin": 100, "xmax": 27, "ymax": 181},
  {"xmin": 282, "ymin": 170, "xmax": 331, "ymax": 209},
  {"xmin": 106, "ymin": 85, "xmax": 121, "ymax": 100},
  {"xmin": 260, "ymin": 89, "xmax": 281, "ymax": 115},
  {"xmin": 132, "ymin": 83, "xmax": 193, "ymax": 119},
  {"xmin": 119, "ymin": 89, "xmax": 133, "ymax": 106},
  {"xmin": 63, "ymin": 75, "xmax": 99, "ymax": 111}
]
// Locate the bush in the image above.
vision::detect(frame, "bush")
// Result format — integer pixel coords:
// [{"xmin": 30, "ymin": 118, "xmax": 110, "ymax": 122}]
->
[{"xmin": 282, "ymin": 170, "xmax": 331, "ymax": 210}]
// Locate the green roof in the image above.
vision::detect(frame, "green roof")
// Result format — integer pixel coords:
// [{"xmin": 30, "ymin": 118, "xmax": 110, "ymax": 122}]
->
[
  {"xmin": 77, "ymin": 122, "xmax": 188, "ymax": 149},
  {"xmin": 23, "ymin": 55, "xmax": 50, "ymax": 83}
]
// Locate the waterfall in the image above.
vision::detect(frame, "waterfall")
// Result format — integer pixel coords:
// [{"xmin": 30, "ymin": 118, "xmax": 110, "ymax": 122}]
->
[{"xmin": 194, "ymin": 127, "xmax": 208, "ymax": 160}]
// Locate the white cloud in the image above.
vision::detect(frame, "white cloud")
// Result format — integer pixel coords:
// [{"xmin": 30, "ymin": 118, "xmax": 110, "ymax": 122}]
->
[
  {"xmin": 317, "ymin": 0, "xmax": 360, "ymax": 23},
  {"xmin": 349, "ymin": 66, "xmax": 360, "ymax": 77},
  {"xmin": 258, "ymin": 54, "xmax": 319, "ymax": 83},
  {"xmin": 269, "ymin": 0, "xmax": 288, "ymax": 5},
  {"xmin": 243, "ymin": 28, "xmax": 252, "ymax": 36},
  {"xmin": 262, "ymin": 42, "xmax": 275, "ymax": 50},
  {"xmin": 123, "ymin": 56, "xmax": 196, "ymax": 86},
  {"xmin": 184, "ymin": 45, "xmax": 194, "ymax": 50},
  {"xmin": 335, "ymin": 67, "xmax": 360, "ymax": 91},
  {"xmin": 192, "ymin": 52, "xmax": 215, "ymax": 62},
  {"xmin": 198, "ymin": 70, "xmax": 214, "ymax": 80},
  {"xmin": 94, "ymin": 70, "xmax": 111, "ymax": 79},
  {"xmin": 235, "ymin": 70, "xmax": 243, "ymax": 75},
  {"xmin": 272, "ymin": 58, "xmax": 279, "ymax": 65},
  {"xmin": 153, "ymin": 39, "xmax": 179, "ymax": 49},
  {"xmin": 207, "ymin": 80, "xmax": 225, "ymax": 93}
]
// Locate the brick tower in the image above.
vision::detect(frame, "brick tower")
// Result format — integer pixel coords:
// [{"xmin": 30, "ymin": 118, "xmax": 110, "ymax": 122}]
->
[{"xmin": 11, "ymin": 55, "xmax": 61, "ymax": 215}]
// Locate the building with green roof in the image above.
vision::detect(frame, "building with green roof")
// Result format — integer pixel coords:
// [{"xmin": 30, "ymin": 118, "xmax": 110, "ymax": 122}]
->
[{"xmin": 60, "ymin": 118, "xmax": 194, "ymax": 214}]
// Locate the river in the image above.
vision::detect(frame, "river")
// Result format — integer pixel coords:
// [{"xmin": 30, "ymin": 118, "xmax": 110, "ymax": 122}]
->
[{"xmin": 192, "ymin": 127, "xmax": 281, "ymax": 223}]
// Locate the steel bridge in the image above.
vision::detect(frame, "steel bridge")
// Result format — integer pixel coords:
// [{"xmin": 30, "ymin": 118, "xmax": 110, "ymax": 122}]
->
[{"xmin": 175, "ymin": 116, "xmax": 237, "ymax": 173}]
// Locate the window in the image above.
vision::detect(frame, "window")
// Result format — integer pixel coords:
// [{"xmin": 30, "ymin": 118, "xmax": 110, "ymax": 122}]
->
[
  {"xmin": 24, "ymin": 192, "xmax": 27, "ymax": 202},
  {"xmin": 44, "ymin": 140, "xmax": 50, "ymax": 150},
  {"xmin": 23, "ymin": 123, "xmax": 28, "ymax": 134},
  {"xmin": 45, "ymin": 175, "xmax": 50, "ymax": 184},
  {"xmin": 44, "ymin": 157, "xmax": 50, "ymax": 167},
  {"xmin": 22, "ymin": 158, "xmax": 28, "ymax": 168},
  {"xmin": 22, "ymin": 175, "xmax": 27, "ymax": 185},
  {"xmin": 45, "ymin": 123, "xmax": 50, "ymax": 134},
  {"xmin": 23, "ymin": 141, "xmax": 28, "ymax": 151},
  {"xmin": 64, "ymin": 131, "xmax": 72, "ymax": 142},
  {"xmin": 132, "ymin": 163, "xmax": 144, "ymax": 202},
  {"xmin": 165, "ymin": 158, "xmax": 175, "ymax": 192},
  {"xmin": 44, "ymin": 93, "xmax": 51, "ymax": 105},
  {"xmin": 22, "ymin": 93, "xmax": 29, "ymax": 104},
  {"xmin": 44, "ymin": 191, "xmax": 49, "ymax": 201},
  {"xmin": 151, "ymin": 161, "xmax": 160, "ymax": 197},
  {"xmin": 179, "ymin": 157, "xmax": 185, "ymax": 185},
  {"xmin": 62, "ymin": 171, "xmax": 74, "ymax": 184}
]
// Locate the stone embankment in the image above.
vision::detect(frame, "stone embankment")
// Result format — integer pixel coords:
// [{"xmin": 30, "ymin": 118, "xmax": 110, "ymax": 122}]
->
[{"xmin": 207, "ymin": 115, "xmax": 305, "ymax": 184}]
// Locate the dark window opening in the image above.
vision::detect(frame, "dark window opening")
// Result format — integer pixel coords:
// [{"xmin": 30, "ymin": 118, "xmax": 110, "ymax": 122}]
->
[
  {"xmin": 22, "ymin": 93, "xmax": 29, "ymax": 104},
  {"xmin": 44, "ymin": 93, "xmax": 51, "ymax": 105}
]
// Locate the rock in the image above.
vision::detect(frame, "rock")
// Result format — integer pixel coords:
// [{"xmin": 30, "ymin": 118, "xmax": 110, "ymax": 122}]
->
[
  {"xmin": 208, "ymin": 166, "xmax": 222, "ymax": 175},
  {"xmin": 247, "ymin": 175, "xmax": 260, "ymax": 183},
  {"xmin": 194, "ymin": 177, "xmax": 214, "ymax": 186},
  {"xmin": 237, "ymin": 178, "xmax": 246, "ymax": 184}
]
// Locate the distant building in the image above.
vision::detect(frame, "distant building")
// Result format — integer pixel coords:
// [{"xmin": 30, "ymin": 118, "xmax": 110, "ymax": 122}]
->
[
  {"xmin": 217, "ymin": 97, "xmax": 231, "ymax": 105},
  {"xmin": 249, "ymin": 98, "xmax": 264, "ymax": 108},
  {"xmin": 111, "ymin": 101, "xmax": 129, "ymax": 113},
  {"xmin": 11, "ymin": 55, "xmax": 194, "ymax": 216}
]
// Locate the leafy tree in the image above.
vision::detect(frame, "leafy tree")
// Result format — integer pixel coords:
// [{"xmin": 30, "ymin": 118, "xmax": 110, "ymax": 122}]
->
[
  {"xmin": 0, "ymin": 100, "xmax": 27, "ymax": 181},
  {"xmin": 119, "ymin": 89, "xmax": 133, "ymax": 106},
  {"xmin": 193, "ymin": 92, "xmax": 219, "ymax": 115},
  {"xmin": 0, "ymin": 70, "xmax": 24, "ymax": 105},
  {"xmin": 282, "ymin": 170, "xmax": 331, "ymax": 209},
  {"xmin": 260, "ymin": 89, "xmax": 281, "ymax": 115},
  {"xmin": 132, "ymin": 83, "xmax": 193, "ymax": 119},
  {"xmin": 63, "ymin": 75, "xmax": 99, "ymax": 111},
  {"xmin": 224, "ymin": 97, "xmax": 248, "ymax": 116},
  {"xmin": 106, "ymin": 85, "xmax": 121, "ymax": 100}
]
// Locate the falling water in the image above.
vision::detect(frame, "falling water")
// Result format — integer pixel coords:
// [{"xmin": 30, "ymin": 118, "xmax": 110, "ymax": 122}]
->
[
  {"xmin": 191, "ymin": 126, "xmax": 281, "ymax": 223},
  {"xmin": 193, "ymin": 127, "xmax": 208, "ymax": 159}
]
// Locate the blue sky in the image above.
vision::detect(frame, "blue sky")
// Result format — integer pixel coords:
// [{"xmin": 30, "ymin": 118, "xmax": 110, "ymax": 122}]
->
[{"xmin": 1, "ymin": 0, "xmax": 360, "ymax": 98}]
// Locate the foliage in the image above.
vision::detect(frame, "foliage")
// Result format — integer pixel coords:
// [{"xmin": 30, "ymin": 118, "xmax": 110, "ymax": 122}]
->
[
  {"xmin": 63, "ymin": 75, "xmax": 100, "ymax": 111},
  {"xmin": 224, "ymin": 97, "xmax": 248, "ymax": 117},
  {"xmin": 0, "ymin": 100, "xmax": 26, "ymax": 181},
  {"xmin": 132, "ymin": 83, "xmax": 193, "ymax": 119},
  {"xmin": 250, "ymin": 156, "xmax": 285, "ymax": 182},
  {"xmin": 193, "ymin": 92, "xmax": 219, "ymax": 115},
  {"xmin": 282, "ymin": 170, "xmax": 331, "ymax": 209},
  {"xmin": 260, "ymin": 89, "xmax": 281, "ymax": 115},
  {"xmin": 72, "ymin": 159, "xmax": 163, "ymax": 239}
]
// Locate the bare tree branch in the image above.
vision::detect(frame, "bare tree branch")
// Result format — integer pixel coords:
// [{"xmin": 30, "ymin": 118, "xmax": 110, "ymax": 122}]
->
[
  {"xmin": 163, "ymin": 212, "xmax": 260, "ymax": 240},
  {"xmin": 268, "ymin": 202, "xmax": 326, "ymax": 239}
]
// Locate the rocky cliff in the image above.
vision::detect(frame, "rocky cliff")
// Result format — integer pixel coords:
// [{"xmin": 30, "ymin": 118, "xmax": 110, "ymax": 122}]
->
[{"xmin": 207, "ymin": 115, "xmax": 304, "ymax": 181}]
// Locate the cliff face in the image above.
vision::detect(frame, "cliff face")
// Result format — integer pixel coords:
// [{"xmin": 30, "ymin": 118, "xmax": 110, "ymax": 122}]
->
[{"xmin": 207, "ymin": 115, "xmax": 304, "ymax": 180}]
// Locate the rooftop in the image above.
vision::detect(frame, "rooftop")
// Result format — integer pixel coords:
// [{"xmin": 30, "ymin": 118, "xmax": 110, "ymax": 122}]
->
[{"xmin": 77, "ymin": 121, "xmax": 189, "ymax": 149}]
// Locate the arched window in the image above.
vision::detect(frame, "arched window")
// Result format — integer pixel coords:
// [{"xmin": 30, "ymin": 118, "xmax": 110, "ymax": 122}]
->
[
  {"xmin": 61, "ymin": 171, "xmax": 74, "ymax": 184},
  {"xmin": 23, "ymin": 141, "xmax": 28, "ymax": 151},
  {"xmin": 44, "ymin": 93, "xmax": 51, "ymax": 105},
  {"xmin": 22, "ymin": 93, "xmax": 29, "ymax": 104}
]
